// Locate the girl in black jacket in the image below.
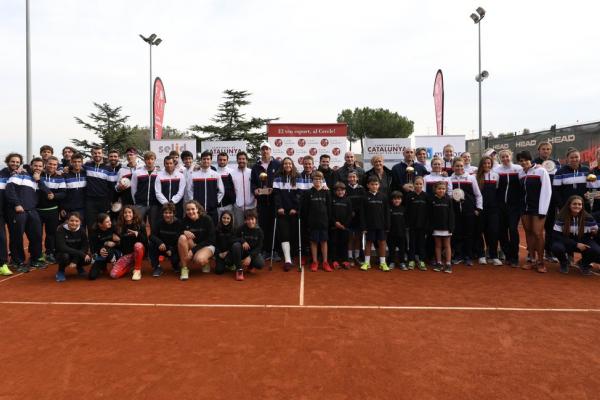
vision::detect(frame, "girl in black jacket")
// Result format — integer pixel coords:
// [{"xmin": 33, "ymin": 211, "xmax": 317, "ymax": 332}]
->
[
  {"xmin": 429, "ymin": 181, "xmax": 454, "ymax": 273},
  {"xmin": 215, "ymin": 210, "xmax": 236, "ymax": 275},
  {"xmin": 55, "ymin": 212, "xmax": 90, "ymax": 282},
  {"xmin": 148, "ymin": 203, "xmax": 183, "ymax": 277},
  {"xmin": 345, "ymin": 171, "xmax": 366, "ymax": 266},
  {"xmin": 405, "ymin": 176, "xmax": 428, "ymax": 270},
  {"xmin": 111, "ymin": 206, "xmax": 147, "ymax": 281},
  {"xmin": 177, "ymin": 200, "xmax": 216, "ymax": 280},
  {"xmin": 387, "ymin": 191, "xmax": 407, "ymax": 270},
  {"xmin": 231, "ymin": 209, "xmax": 265, "ymax": 281},
  {"xmin": 330, "ymin": 182, "xmax": 353, "ymax": 269},
  {"xmin": 89, "ymin": 213, "xmax": 121, "ymax": 280},
  {"xmin": 272, "ymin": 157, "xmax": 301, "ymax": 271}
]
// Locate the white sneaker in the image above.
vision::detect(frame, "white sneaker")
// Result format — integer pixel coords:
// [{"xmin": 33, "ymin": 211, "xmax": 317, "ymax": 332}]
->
[
  {"xmin": 492, "ymin": 258, "xmax": 503, "ymax": 266},
  {"xmin": 180, "ymin": 267, "xmax": 189, "ymax": 281},
  {"xmin": 132, "ymin": 269, "xmax": 142, "ymax": 281},
  {"xmin": 478, "ymin": 257, "xmax": 487, "ymax": 265},
  {"xmin": 202, "ymin": 265, "xmax": 211, "ymax": 274}
]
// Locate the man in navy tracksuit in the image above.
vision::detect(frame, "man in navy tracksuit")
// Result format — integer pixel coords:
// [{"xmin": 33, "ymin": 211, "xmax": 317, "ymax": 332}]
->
[
  {"xmin": 187, "ymin": 151, "xmax": 224, "ymax": 226},
  {"xmin": 62, "ymin": 153, "xmax": 87, "ymax": 224},
  {"xmin": 5, "ymin": 157, "xmax": 49, "ymax": 271},
  {"xmin": 250, "ymin": 142, "xmax": 281, "ymax": 259},
  {"xmin": 38, "ymin": 156, "xmax": 66, "ymax": 264},
  {"xmin": 84, "ymin": 146, "xmax": 115, "ymax": 231}
]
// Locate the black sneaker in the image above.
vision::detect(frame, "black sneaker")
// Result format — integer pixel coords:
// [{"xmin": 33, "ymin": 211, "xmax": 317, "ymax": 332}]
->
[
  {"xmin": 29, "ymin": 260, "xmax": 46, "ymax": 270},
  {"xmin": 464, "ymin": 258, "xmax": 473, "ymax": 267},
  {"xmin": 45, "ymin": 253, "xmax": 57, "ymax": 264},
  {"xmin": 16, "ymin": 263, "xmax": 30, "ymax": 273},
  {"xmin": 271, "ymin": 252, "xmax": 282, "ymax": 262},
  {"xmin": 444, "ymin": 264, "xmax": 453, "ymax": 274},
  {"xmin": 76, "ymin": 266, "xmax": 86, "ymax": 277},
  {"xmin": 559, "ymin": 262, "xmax": 569, "ymax": 274},
  {"xmin": 152, "ymin": 266, "xmax": 163, "ymax": 277},
  {"xmin": 432, "ymin": 263, "xmax": 442, "ymax": 272},
  {"xmin": 581, "ymin": 265, "xmax": 593, "ymax": 276},
  {"xmin": 88, "ymin": 264, "xmax": 100, "ymax": 280}
]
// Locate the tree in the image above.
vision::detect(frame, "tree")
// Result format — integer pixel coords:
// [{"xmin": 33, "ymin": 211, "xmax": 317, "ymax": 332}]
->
[
  {"xmin": 337, "ymin": 107, "xmax": 414, "ymax": 150},
  {"xmin": 190, "ymin": 89, "xmax": 277, "ymax": 159},
  {"xmin": 72, "ymin": 103, "xmax": 133, "ymax": 155}
]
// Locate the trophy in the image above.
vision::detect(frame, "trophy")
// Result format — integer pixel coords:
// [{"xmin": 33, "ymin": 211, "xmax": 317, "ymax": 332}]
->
[
  {"xmin": 257, "ymin": 172, "xmax": 271, "ymax": 195},
  {"xmin": 541, "ymin": 160, "xmax": 556, "ymax": 174},
  {"xmin": 403, "ymin": 165, "xmax": 415, "ymax": 191},
  {"xmin": 452, "ymin": 187, "xmax": 465, "ymax": 202},
  {"xmin": 585, "ymin": 174, "xmax": 598, "ymax": 209}
]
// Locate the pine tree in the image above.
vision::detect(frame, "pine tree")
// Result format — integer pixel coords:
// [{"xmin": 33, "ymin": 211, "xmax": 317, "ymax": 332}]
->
[
  {"xmin": 190, "ymin": 90, "xmax": 277, "ymax": 159},
  {"xmin": 72, "ymin": 102, "xmax": 133, "ymax": 155}
]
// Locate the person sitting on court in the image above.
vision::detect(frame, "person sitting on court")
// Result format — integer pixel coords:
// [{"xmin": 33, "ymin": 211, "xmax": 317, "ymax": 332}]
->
[
  {"xmin": 361, "ymin": 176, "xmax": 390, "ymax": 272},
  {"xmin": 89, "ymin": 213, "xmax": 121, "ymax": 280},
  {"xmin": 111, "ymin": 206, "xmax": 147, "ymax": 281},
  {"xmin": 231, "ymin": 209, "xmax": 265, "ymax": 281},
  {"xmin": 148, "ymin": 202, "xmax": 183, "ymax": 277},
  {"xmin": 54, "ymin": 212, "xmax": 91, "ymax": 282},
  {"xmin": 177, "ymin": 200, "xmax": 216, "ymax": 281},
  {"xmin": 551, "ymin": 195, "xmax": 600, "ymax": 275},
  {"xmin": 301, "ymin": 171, "xmax": 333, "ymax": 272},
  {"xmin": 214, "ymin": 210, "xmax": 237, "ymax": 275}
]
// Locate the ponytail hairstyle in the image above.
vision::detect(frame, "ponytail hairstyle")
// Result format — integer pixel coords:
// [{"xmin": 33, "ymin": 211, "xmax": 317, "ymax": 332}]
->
[{"xmin": 557, "ymin": 195, "xmax": 589, "ymax": 239}]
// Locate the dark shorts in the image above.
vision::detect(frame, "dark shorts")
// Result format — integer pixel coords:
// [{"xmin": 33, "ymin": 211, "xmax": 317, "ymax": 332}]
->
[
  {"xmin": 310, "ymin": 229, "xmax": 329, "ymax": 243},
  {"xmin": 366, "ymin": 229, "xmax": 386, "ymax": 242}
]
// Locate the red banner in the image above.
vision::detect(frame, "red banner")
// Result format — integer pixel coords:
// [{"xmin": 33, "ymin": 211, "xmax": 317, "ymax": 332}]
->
[
  {"xmin": 267, "ymin": 123, "xmax": 347, "ymax": 137},
  {"xmin": 433, "ymin": 69, "xmax": 444, "ymax": 136},
  {"xmin": 153, "ymin": 77, "xmax": 166, "ymax": 140}
]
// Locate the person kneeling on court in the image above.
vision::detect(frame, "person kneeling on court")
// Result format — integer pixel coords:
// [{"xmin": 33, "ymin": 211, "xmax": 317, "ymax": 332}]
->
[
  {"xmin": 149, "ymin": 203, "xmax": 183, "ymax": 277},
  {"xmin": 89, "ymin": 213, "xmax": 121, "ymax": 280},
  {"xmin": 111, "ymin": 206, "xmax": 147, "ymax": 281},
  {"xmin": 54, "ymin": 212, "xmax": 91, "ymax": 282},
  {"xmin": 178, "ymin": 200, "xmax": 216, "ymax": 281},
  {"xmin": 215, "ymin": 211, "xmax": 237, "ymax": 275},
  {"xmin": 231, "ymin": 209, "xmax": 265, "ymax": 281},
  {"xmin": 551, "ymin": 195, "xmax": 600, "ymax": 275}
]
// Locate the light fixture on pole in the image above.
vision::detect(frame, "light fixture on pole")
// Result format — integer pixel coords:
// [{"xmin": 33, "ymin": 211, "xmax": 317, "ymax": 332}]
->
[
  {"xmin": 470, "ymin": 7, "xmax": 487, "ymax": 156},
  {"xmin": 139, "ymin": 33, "xmax": 162, "ymax": 141},
  {"xmin": 26, "ymin": 0, "xmax": 32, "ymax": 162}
]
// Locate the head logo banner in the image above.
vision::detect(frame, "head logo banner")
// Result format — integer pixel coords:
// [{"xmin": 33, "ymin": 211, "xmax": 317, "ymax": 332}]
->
[
  {"xmin": 433, "ymin": 69, "xmax": 444, "ymax": 136},
  {"xmin": 153, "ymin": 77, "xmax": 166, "ymax": 140}
]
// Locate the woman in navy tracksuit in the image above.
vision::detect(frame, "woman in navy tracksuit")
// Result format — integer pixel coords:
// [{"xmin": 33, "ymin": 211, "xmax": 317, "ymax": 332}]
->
[
  {"xmin": 551, "ymin": 195, "xmax": 600, "ymax": 275},
  {"xmin": 272, "ymin": 157, "xmax": 301, "ymax": 272},
  {"xmin": 493, "ymin": 149, "xmax": 523, "ymax": 267},
  {"xmin": 476, "ymin": 156, "xmax": 502, "ymax": 265},
  {"xmin": 553, "ymin": 148, "xmax": 589, "ymax": 210},
  {"xmin": 516, "ymin": 151, "xmax": 552, "ymax": 273}
]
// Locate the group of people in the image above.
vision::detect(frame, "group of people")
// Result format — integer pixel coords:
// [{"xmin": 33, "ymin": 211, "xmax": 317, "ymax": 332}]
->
[{"xmin": 1, "ymin": 140, "xmax": 600, "ymax": 282}]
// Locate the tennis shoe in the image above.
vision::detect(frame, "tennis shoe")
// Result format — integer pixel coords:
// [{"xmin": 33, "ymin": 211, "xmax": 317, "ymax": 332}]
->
[
  {"xmin": 180, "ymin": 267, "xmax": 189, "ymax": 281},
  {"xmin": 399, "ymin": 263, "xmax": 408, "ymax": 271},
  {"xmin": 55, "ymin": 271, "xmax": 66, "ymax": 282},
  {"xmin": 559, "ymin": 262, "xmax": 569, "ymax": 274},
  {"xmin": 379, "ymin": 262, "xmax": 390, "ymax": 272},
  {"xmin": 408, "ymin": 261, "xmax": 415, "ymax": 270},
  {"xmin": 235, "ymin": 270, "xmax": 244, "ymax": 281},
  {"xmin": 432, "ymin": 263, "xmax": 442, "ymax": 272},
  {"xmin": 444, "ymin": 264, "xmax": 453, "ymax": 274},
  {"xmin": 418, "ymin": 261, "xmax": 427, "ymax": 271},
  {"xmin": 478, "ymin": 257, "xmax": 487, "ymax": 265},
  {"xmin": 360, "ymin": 262, "xmax": 370, "ymax": 271},
  {"xmin": 132, "ymin": 269, "xmax": 142, "ymax": 281},
  {"xmin": 202, "ymin": 265, "xmax": 211, "ymax": 274},
  {"xmin": 0, "ymin": 264, "xmax": 13, "ymax": 276},
  {"xmin": 491, "ymin": 258, "xmax": 503, "ymax": 266},
  {"xmin": 342, "ymin": 261, "xmax": 351, "ymax": 270},
  {"xmin": 152, "ymin": 266, "xmax": 163, "ymax": 277},
  {"xmin": 322, "ymin": 262, "xmax": 333, "ymax": 272},
  {"xmin": 310, "ymin": 262, "xmax": 319, "ymax": 272},
  {"xmin": 332, "ymin": 261, "xmax": 340, "ymax": 270}
]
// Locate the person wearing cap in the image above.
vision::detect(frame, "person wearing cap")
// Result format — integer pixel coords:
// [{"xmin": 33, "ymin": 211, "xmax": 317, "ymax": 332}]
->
[
  {"xmin": 483, "ymin": 148, "xmax": 498, "ymax": 166},
  {"xmin": 534, "ymin": 141, "xmax": 561, "ymax": 262},
  {"xmin": 250, "ymin": 142, "xmax": 281, "ymax": 261},
  {"xmin": 116, "ymin": 147, "xmax": 139, "ymax": 207}
]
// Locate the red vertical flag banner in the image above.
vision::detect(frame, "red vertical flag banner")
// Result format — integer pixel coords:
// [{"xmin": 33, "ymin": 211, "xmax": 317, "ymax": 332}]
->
[
  {"xmin": 153, "ymin": 77, "xmax": 166, "ymax": 140},
  {"xmin": 433, "ymin": 69, "xmax": 444, "ymax": 136}
]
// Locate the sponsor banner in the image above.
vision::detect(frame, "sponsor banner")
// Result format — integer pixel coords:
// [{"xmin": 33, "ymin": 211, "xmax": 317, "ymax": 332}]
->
[
  {"xmin": 364, "ymin": 138, "xmax": 413, "ymax": 169},
  {"xmin": 433, "ymin": 69, "xmax": 444, "ymax": 136},
  {"xmin": 153, "ymin": 77, "xmax": 166, "ymax": 140},
  {"xmin": 413, "ymin": 134, "xmax": 466, "ymax": 163},
  {"xmin": 267, "ymin": 123, "xmax": 348, "ymax": 168},
  {"xmin": 150, "ymin": 139, "xmax": 196, "ymax": 168},
  {"xmin": 201, "ymin": 141, "xmax": 247, "ymax": 166}
]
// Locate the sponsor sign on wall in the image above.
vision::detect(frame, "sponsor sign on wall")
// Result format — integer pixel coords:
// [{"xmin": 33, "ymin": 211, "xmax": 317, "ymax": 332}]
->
[
  {"xmin": 201, "ymin": 141, "xmax": 247, "ymax": 166},
  {"xmin": 363, "ymin": 138, "xmax": 413, "ymax": 169},
  {"xmin": 150, "ymin": 139, "xmax": 196, "ymax": 168},
  {"xmin": 413, "ymin": 134, "xmax": 466, "ymax": 163},
  {"xmin": 267, "ymin": 123, "xmax": 348, "ymax": 168}
]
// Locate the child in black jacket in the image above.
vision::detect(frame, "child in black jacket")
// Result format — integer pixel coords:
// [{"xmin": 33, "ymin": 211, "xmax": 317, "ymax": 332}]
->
[
  {"xmin": 360, "ymin": 176, "xmax": 390, "ymax": 271},
  {"xmin": 429, "ymin": 181, "xmax": 455, "ymax": 273},
  {"xmin": 148, "ymin": 203, "xmax": 183, "ymax": 277},
  {"xmin": 231, "ymin": 209, "xmax": 265, "ymax": 281},
  {"xmin": 405, "ymin": 176, "xmax": 429, "ymax": 270},
  {"xmin": 215, "ymin": 210, "xmax": 237, "ymax": 275},
  {"xmin": 89, "ymin": 213, "xmax": 121, "ymax": 280},
  {"xmin": 301, "ymin": 171, "xmax": 332, "ymax": 272},
  {"xmin": 55, "ymin": 212, "xmax": 91, "ymax": 282},
  {"xmin": 387, "ymin": 191, "xmax": 407, "ymax": 270},
  {"xmin": 345, "ymin": 171, "xmax": 366, "ymax": 265},
  {"xmin": 331, "ymin": 182, "xmax": 353, "ymax": 269}
]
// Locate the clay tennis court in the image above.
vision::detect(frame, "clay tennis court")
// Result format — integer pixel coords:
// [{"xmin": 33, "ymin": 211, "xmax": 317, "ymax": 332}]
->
[{"xmin": 2, "ymin": 244, "xmax": 600, "ymax": 400}]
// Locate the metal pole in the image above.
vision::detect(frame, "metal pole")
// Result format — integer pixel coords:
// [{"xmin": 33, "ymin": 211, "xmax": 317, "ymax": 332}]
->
[
  {"xmin": 149, "ymin": 43, "xmax": 153, "ymax": 141},
  {"xmin": 478, "ymin": 21, "xmax": 483, "ymax": 156},
  {"xmin": 26, "ymin": 0, "xmax": 32, "ymax": 161}
]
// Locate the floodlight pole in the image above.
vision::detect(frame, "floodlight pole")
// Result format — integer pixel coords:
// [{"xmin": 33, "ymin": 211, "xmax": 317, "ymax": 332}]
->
[
  {"xmin": 478, "ymin": 20, "xmax": 483, "ymax": 155},
  {"xmin": 26, "ymin": 0, "xmax": 32, "ymax": 161}
]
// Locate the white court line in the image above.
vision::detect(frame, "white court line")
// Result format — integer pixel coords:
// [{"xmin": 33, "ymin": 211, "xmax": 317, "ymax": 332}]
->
[
  {"xmin": 1, "ymin": 300, "xmax": 600, "ymax": 313},
  {"xmin": 299, "ymin": 265, "xmax": 305, "ymax": 306},
  {"xmin": 0, "ymin": 273, "xmax": 24, "ymax": 284}
]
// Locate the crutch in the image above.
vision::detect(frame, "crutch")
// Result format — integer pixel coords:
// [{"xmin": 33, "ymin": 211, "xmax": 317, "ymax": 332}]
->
[
  {"xmin": 269, "ymin": 217, "xmax": 278, "ymax": 271},
  {"xmin": 298, "ymin": 212, "xmax": 303, "ymax": 272}
]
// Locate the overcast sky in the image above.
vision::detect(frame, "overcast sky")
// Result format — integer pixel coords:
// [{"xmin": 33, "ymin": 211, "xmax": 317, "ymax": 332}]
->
[{"xmin": 3, "ymin": 0, "xmax": 600, "ymax": 157}]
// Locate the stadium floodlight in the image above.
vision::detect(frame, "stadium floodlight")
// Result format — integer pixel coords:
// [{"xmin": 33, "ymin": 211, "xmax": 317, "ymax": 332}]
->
[
  {"xmin": 470, "ymin": 13, "xmax": 480, "ymax": 23},
  {"xmin": 140, "ymin": 33, "xmax": 163, "ymax": 140},
  {"xmin": 476, "ymin": 7, "xmax": 486, "ymax": 18},
  {"xmin": 470, "ymin": 7, "xmax": 488, "ymax": 156}
]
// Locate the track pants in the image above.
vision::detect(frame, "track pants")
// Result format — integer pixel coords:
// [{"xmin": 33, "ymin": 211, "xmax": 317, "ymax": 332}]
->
[
  {"xmin": 56, "ymin": 252, "xmax": 86, "ymax": 273},
  {"xmin": 85, "ymin": 197, "xmax": 110, "ymax": 232},
  {"xmin": 552, "ymin": 239, "xmax": 600, "ymax": 268},
  {"xmin": 498, "ymin": 205, "xmax": 521, "ymax": 264},
  {"xmin": 452, "ymin": 212, "xmax": 475, "ymax": 260},
  {"xmin": 38, "ymin": 207, "xmax": 60, "ymax": 256},
  {"xmin": 330, "ymin": 228, "xmax": 349, "ymax": 263},
  {"xmin": 544, "ymin": 204, "xmax": 558, "ymax": 255},
  {"xmin": 216, "ymin": 242, "xmax": 264, "ymax": 273},
  {"xmin": 135, "ymin": 205, "xmax": 161, "ymax": 232},
  {"xmin": 257, "ymin": 202, "xmax": 275, "ymax": 254},
  {"xmin": 148, "ymin": 242, "xmax": 180, "ymax": 271},
  {"xmin": 0, "ymin": 215, "xmax": 8, "ymax": 264},
  {"xmin": 387, "ymin": 234, "xmax": 406, "ymax": 264},
  {"xmin": 9, "ymin": 210, "xmax": 42, "ymax": 264},
  {"xmin": 89, "ymin": 248, "xmax": 122, "ymax": 280},
  {"xmin": 409, "ymin": 228, "xmax": 427, "ymax": 262},
  {"xmin": 478, "ymin": 210, "xmax": 499, "ymax": 259},
  {"xmin": 110, "ymin": 243, "xmax": 144, "ymax": 278}
]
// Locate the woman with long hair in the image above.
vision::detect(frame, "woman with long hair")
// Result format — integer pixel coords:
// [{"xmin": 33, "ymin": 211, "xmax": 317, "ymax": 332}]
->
[
  {"xmin": 177, "ymin": 200, "xmax": 216, "ymax": 280},
  {"xmin": 54, "ymin": 212, "xmax": 91, "ymax": 282},
  {"xmin": 272, "ymin": 157, "xmax": 301, "ymax": 271},
  {"xmin": 111, "ymin": 206, "xmax": 147, "ymax": 280},
  {"xmin": 552, "ymin": 195, "xmax": 600, "ymax": 275},
  {"xmin": 214, "ymin": 210, "xmax": 237, "ymax": 277},
  {"xmin": 516, "ymin": 150, "xmax": 552, "ymax": 273},
  {"xmin": 493, "ymin": 149, "xmax": 523, "ymax": 267},
  {"xmin": 89, "ymin": 213, "xmax": 121, "ymax": 280},
  {"xmin": 475, "ymin": 156, "xmax": 502, "ymax": 265}
]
